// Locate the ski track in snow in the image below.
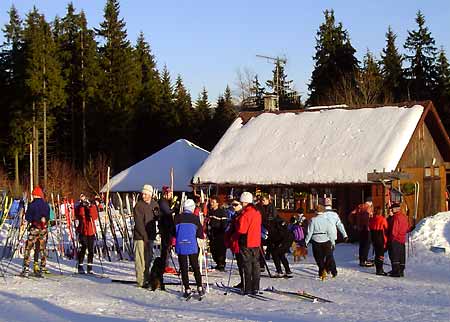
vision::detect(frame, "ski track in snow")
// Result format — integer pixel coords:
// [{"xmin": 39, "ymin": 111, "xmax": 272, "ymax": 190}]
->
[{"xmin": 2, "ymin": 212, "xmax": 450, "ymax": 322}]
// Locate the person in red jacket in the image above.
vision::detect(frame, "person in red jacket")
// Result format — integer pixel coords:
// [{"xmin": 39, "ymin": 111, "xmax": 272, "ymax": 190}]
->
[
  {"xmin": 75, "ymin": 194, "xmax": 99, "ymax": 274},
  {"xmin": 369, "ymin": 206, "xmax": 388, "ymax": 276},
  {"xmin": 387, "ymin": 203, "xmax": 414, "ymax": 277},
  {"xmin": 237, "ymin": 192, "xmax": 262, "ymax": 295}
]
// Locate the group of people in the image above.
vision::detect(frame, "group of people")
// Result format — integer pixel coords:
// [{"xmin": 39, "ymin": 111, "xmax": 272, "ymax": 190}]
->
[{"xmin": 351, "ymin": 201, "xmax": 414, "ymax": 277}]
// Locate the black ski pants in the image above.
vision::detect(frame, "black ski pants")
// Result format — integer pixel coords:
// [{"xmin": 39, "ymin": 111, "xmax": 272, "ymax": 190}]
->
[
  {"xmin": 359, "ymin": 229, "xmax": 371, "ymax": 263},
  {"xmin": 178, "ymin": 253, "xmax": 202, "ymax": 290},
  {"xmin": 78, "ymin": 234, "xmax": 95, "ymax": 265},
  {"xmin": 311, "ymin": 240, "xmax": 332, "ymax": 277},
  {"xmin": 325, "ymin": 245, "xmax": 337, "ymax": 276},
  {"xmin": 241, "ymin": 246, "xmax": 260, "ymax": 294},
  {"xmin": 234, "ymin": 252, "xmax": 244, "ymax": 285},
  {"xmin": 160, "ymin": 235, "xmax": 171, "ymax": 268},
  {"xmin": 271, "ymin": 242, "xmax": 291, "ymax": 274},
  {"xmin": 388, "ymin": 240, "xmax": 405, "ymax": 276},
  {"xmin": 210, "ymin": 230, "xmax": 226, "ymax": 269},
  {"xmin": 371, "ymin": 230, "xmax": 386, "ymax": 273}
]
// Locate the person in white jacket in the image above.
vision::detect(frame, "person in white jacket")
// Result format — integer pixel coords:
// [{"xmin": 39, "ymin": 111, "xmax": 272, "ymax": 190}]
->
[
  {"xmin": 305, "ymin": 203, "xmax": 335, "ymax": 280},
  {"xmin": 322, "ymin": 197, "xmax": 348, "ymax": 277}
]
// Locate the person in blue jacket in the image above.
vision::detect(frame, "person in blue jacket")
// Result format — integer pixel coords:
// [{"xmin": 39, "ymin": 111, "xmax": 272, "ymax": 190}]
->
[
  {"xmin": 175, "ymin": 199, "xmax": 204, "ymax": 298},
  {"xmin": 21, "ymin": 186, "xmax": 50, "ymax": 277},
  {"xmin": 305, "ymin": 203, "xmax": 335, "ymax": 280}
]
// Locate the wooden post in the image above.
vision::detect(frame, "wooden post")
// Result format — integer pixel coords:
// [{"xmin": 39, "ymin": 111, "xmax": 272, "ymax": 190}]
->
[{"xmin": 30, "ymin": 143, "xmax": 33, "ymax": 200}]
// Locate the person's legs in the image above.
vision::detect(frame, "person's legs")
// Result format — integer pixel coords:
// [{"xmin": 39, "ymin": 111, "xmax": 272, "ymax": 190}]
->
[
  {"xmin": 311, "ymin": 241, "xmax": 324, "ymax": 277},
  {"xmin": 86, "ymin": 235, "xmax": 95, "ymax": 273},
  {"xmin": 241, "ymin": 247, "xmax": 253, "ymax": 294},
  {"xmin": 23, "ymin": 227, "xmax": 40, "ymax": 273},
  {"xmin": 271, "ymin": 246, "xmax": 283, "ymax": 273},
  {"xmin": 399, "ymin": 243, "xmax": 406, "ymax": 277},
  {"xmin": 78, "ymin": 235, "xmax": 87, "ymax": 265},
  {"xmin": 250, "ymin": 247, "xmax": 260, "ymax": 293},
  {"xmin": 178, "ymin": 254, "xmax": 189, "ymax": 291},
  {"xmin": 134, "ymin": 240, "xmax": 145, "ymax": 287},
  {"xmin": 235, "ymin": 252, "xmax": 244, "ymax": 288},
  {"xmin": 189, "ymin": 253, "xmax": 203, "ymax": 288},
  {"xmin": 389, "ymin": 241, "xmax": 401, "ymax": 277},
  {"xmin": 359, "ymin": 230, "xmax": 370, "ymax": 264}
]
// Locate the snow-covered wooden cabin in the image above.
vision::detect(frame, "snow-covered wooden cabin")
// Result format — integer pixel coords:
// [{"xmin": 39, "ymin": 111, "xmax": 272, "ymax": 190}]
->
[{"xmin": 193, "ymin": 101, "xmax": 450, "ymax": 230}]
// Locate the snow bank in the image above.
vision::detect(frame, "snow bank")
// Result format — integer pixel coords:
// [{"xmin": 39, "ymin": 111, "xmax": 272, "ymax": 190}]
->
[{"xmin": 412, "ymin": 211, "xmax": 450, "ymax": 255}]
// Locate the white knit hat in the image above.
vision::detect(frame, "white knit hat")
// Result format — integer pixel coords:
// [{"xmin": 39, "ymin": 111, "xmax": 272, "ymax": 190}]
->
[
  {"xmin": 141, "ymin": 184, "xmax": 153, "ymax": 195},
  {"xmin": 183, "ymin": 199, "xmax": 196, "ymax": 213},
  {"xmin": 240, "ymin": 191, "xmax": 253, "ymax": 204}
]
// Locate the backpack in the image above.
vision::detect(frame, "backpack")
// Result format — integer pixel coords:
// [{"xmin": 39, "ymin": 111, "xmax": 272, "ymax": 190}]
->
[{"xmin": 289, "ymin": 223, "xmax": 304, "ymax": 242}]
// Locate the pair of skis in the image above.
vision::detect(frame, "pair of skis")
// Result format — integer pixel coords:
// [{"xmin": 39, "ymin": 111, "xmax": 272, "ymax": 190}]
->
[
  {"xmin": 216, "ymin": 282, "xmax": 272, "ymax": 301},
  {"xmin": 264, "ymin": 286, "xmax": 333, "ymax": 303}
]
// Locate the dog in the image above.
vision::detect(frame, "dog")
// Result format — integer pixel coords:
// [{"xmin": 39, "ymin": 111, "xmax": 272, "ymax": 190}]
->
[
  {"xmin": 292, "ymin": 242, "xmax": 308, "ymax": 262},
  {"xmin": 149, "ymin": 257, "xmax": 165, "ymax": 291}
]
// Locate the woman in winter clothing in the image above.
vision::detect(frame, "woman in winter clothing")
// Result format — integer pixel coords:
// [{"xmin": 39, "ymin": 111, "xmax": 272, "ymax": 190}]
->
[
  {"xmin": 305, "ymin": 204, "xmax": 335, "ymax": 280},
  {"xmin": 207, "ymin": 196, "xmax": 228, "ymax": 271},
  {"xmin": 22, "ymin": 186, "xmax": 50, "ymax": 277},
  {"xmin": 175, "ymin": 199, "xmax": 205, "ymax": 298},
  {"xmin": 387, "ymin": 203, "xmax": 414, "ymax": 277},
  {"xmin": 75, "ymin": 194, "xmax": 99, "ymax": 274},
  {"xmin": 158, "ymin": 186, "xmax": 176, "ymax": 274},
  {"xmin": 268, "ymin": 217, "xmax": 293, "ymax": 276},
  {"xmin": 237, "ymin": 192, "xmax": 262, "ymax": 295},
  {"xmin": 369, "ymin": 206, "xmax": 388, "ymax": 276},
  {"xmin": 224, "ymin": 200, "xmax": 244, "ymax": 288}
]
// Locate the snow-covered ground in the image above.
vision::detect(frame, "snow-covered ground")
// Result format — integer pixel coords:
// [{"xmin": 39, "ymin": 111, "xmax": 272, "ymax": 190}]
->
[{"xmin": 1, "ymin": 212, "xmax": 450, "ymax": 322}]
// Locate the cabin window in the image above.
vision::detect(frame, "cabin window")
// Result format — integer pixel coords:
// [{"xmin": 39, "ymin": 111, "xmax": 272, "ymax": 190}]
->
[
  {"xmin": 434, "ymin": 167, "xmax": 440, "ymax": 177},
  {"xmin": 425, "ymin": 168, "xmax": 431, "ymax": 177}
]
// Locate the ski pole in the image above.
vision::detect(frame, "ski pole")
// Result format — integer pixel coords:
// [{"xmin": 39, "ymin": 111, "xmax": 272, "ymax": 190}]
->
[
  {"xmin": 202, "ymin": 242, "xmax": 209, "ymax": 293},
  {"xmin": 224, "ymin": 254, "xmax": 235, "ymax": 295},
  {"xmin": 259, "ymin": 246, "xmax": 272, "ymax": 278},
  {"xmin": 90, "ymin": 216, "xmax": 104, "ymax": 274}
]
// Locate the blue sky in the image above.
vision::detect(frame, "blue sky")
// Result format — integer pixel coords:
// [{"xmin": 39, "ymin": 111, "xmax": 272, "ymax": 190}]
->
[{"xmin": 1, "ymin": 0, "xmax": 449, "ymax": 103}]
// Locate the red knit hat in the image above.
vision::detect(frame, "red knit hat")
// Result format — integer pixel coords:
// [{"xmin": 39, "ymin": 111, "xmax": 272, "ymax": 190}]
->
[{"xmin": 32, "ymin": 186, "xmax": 44, "ymax": 199}]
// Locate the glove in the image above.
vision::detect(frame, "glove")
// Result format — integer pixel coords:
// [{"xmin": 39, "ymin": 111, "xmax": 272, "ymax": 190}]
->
[
  {"xmin": 343, "ymin": 237, "xmax": 349, "ymax": 243},
  {"xmin": 170, "ymin": 237, "xmax": 176, "ymax": 247}
]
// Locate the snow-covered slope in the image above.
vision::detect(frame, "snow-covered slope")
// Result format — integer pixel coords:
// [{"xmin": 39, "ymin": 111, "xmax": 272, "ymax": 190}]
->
[{"xmin": 1, "ymin": 211, "xmax": 449, "ymax": 322}]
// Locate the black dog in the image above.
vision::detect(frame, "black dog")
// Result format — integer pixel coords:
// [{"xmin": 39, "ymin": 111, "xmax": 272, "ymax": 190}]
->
[{"xmin": 149, "ymin": 257, "xmax": 165, "ymax": 291}]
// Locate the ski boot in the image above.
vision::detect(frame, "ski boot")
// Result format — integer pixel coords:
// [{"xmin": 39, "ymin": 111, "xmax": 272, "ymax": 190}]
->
[
  {"xmin": 183, "ymin": 288, "xmax": 192, "ymax": 299},
  {"xmin": 197, "ymin": 286, "xmax": 205, "ymax": 297},
  {"xmin": 20, "ymin": 267, "xmax": 29, "ymax": 278},
  {"xmin": 33, "ymin": 262, "xmax": 40, "ymax": 274},
  {"xmin": 77, "ymin": 264, "xmax": 86, "ymax": 274},
  {"xmin": 40, "ymin": 266, "xmax": 50, "ymax": 275},
  {"xmin": 320, "ymin": 271, "xmax": 327, "ymax": 281}
]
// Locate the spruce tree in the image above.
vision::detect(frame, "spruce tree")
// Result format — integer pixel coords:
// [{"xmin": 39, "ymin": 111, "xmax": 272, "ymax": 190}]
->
[
  {"xmin": 23, "ymin": 7, "xmax": 66, "ymax": 186},
  {"xmin": 307, "ymin": 9, "xmax": 359, "ymax": 106},
  {"xmin": 174, "ymin": 75, "xmax": 193, "ymax": 140},
  {"xmin": 434, "ymin": 48, "xmax": 450, "ymax": 132},
  {"xmin": 96, "ymin": 0, "xmax": 139, "ymax": 169},
  {"xmin": 194, "ymin": 87, "xmax": 212, "ymax": 148},
  {"xmin": 404, "ymin": 11, "xmax": 438, "ymax": 100},
  {"xmin": 380, "ymin": 26, "xmax": 406, "ymax": 103},
  {"xmin": 358, "ymin": 51, "xmax": 383, "ymax": 105},
  {"xmin": 158, "ymin": 65, "xmax": 179, "ymax": 147},
  {"xmin": 249, "ymin": 75, "xmax": 265, "ymax": 110},
  {"xmin": 132, "ymin": 32, "xmax": 161, "ymax": 160},
  {"xmin": 266, "ymin": 61, "xmax": 301, "ymax": 109},
  {"xmin": 210, "ymin": 85, "xmax": 237, "ymax": 148}
]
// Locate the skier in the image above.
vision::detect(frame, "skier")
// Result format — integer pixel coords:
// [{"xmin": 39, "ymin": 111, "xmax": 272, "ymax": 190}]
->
[
  {"xmin": 267, "ymin": 217, "xmax": 294, "ymax": 277},
  {"xmin": 350, "ymin": 200, "xmax": 374, "ymax": 267},
  {"xmin": 21, "ymin": 186, "xmax": 50, "ymax": 277},
  {"xmin": 174, "ymin": 199, "xmax": 205, "ymax": 298},
  {"xmin": 75, "ymin": 194, "xmax": 99, "ymax": 274},
  {"xmin": 224, "ymin": 200, "xmax": 244, "ymax": 289},
  {"xmin": 305, "ymin": 204, "xmax": 335, "ymax": 280},
  {"xmin": 256, "ymin": 193, "xmax": 277, "ymax": 262},
  {"xmin": 207, "ymin": 196, "xmax": 228, "ymax": 271},
  {"xmin": 369, "ymin": 206, "xmax": 388, "ymax": 276},
  {"xmin": 322, "ymin": 197, "xmax": 348, "ymax": 277},
  {"xmin": 237, "ymin": 192, "xmax": 262, "ymax": 295},
  {"xmin": 158, "ymin": 186, "xmax": 177, "ymax": 274},
  {"xmin": 133, "ymin": 184, "xmax": 159, "ymax": 288},
  {"xmin": 387, "ymin": 203, "xmax": 414, "ymax": 277}
]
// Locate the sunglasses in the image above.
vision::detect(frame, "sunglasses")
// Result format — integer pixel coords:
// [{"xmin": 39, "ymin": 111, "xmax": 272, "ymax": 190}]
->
[{"xmin": 231, "ymin": 203, "xmax": 240, "ymax": 207}]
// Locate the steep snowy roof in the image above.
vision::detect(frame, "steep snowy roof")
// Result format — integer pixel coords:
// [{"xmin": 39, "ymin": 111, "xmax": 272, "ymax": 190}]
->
[
  {"xmin": 193, "ymin": 105, "xmax": 425, "ymax": 185},
  {"xmin": 102, "ymin": 139, "xmax": 209, "ymax": 192}
]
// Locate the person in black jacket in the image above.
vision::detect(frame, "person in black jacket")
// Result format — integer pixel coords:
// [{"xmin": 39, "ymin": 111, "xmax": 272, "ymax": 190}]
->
[
  {"xmin": 207, "ymin": 196, "xmax": 228, "ymax": 271},
  {"xmin": 21, "ymin": 186, "xmax": 50, "ymax": 277},
  {"xmin": 158, "ymin": 186, "xmax": 176, "ymax": 274},
  {"xmin": 133, "ymin": 184, "xmax": 159, "ymax": 288},
  {"xmin": 268, "ymin": 217, "xmax": 294, "ymax": 277},
  {"xmin": 256, "ymin": 194, "xmax": 277, "ymax": 264}
]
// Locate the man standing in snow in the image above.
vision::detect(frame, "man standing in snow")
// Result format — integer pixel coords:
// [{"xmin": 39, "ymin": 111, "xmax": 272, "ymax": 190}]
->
[
  {"xmin": 174, "ymin": 199, "xmax": 205, "ymax": 298},
  {"xmin": 237, "ymin": 192, "xmax": 262, "ymax": 295},
  {"xmin": 133, "ymin": 184, "xmax": 159, "ymax": 288},
  {"xmin": 387, "ymin": 203, "xmax": 413, "ymax": 277},
  {"xmin": 354, "ymin": 200, "xmax": 373, "ymax": 267},
  {"xmin": 305, "ymin": 204, "xmax": 335, "ymax": 280},
  {"xmin": 207, "ymin": 196, "xmax": 228, "ymax": 271},
  {"xmin": 21, "ymin": 186, "xmax": 50, "ymax": 277},
  {"xmin": 322, "ymin": 197, "xmax": 348, "ymax": 277},
  {"xmin": 158, "ymin": 186, "xmax": 177, "ymax": 274},
  {"xmin": 75, "ymin": 194, "xmax": 99, "ymax": 274},
  {"xmin": 369, "ymin": 206, "xmax": 388, "ymax": 276}
]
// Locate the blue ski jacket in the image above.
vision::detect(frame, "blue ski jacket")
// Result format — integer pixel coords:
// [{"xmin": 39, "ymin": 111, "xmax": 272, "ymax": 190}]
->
[
  {"xmin": 25, "ymin": 198, "xmax": 50, "ymax": 228},
  {"xmin": 174, "ymin": 210, "xmax": 203, "ymax": 255}
]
